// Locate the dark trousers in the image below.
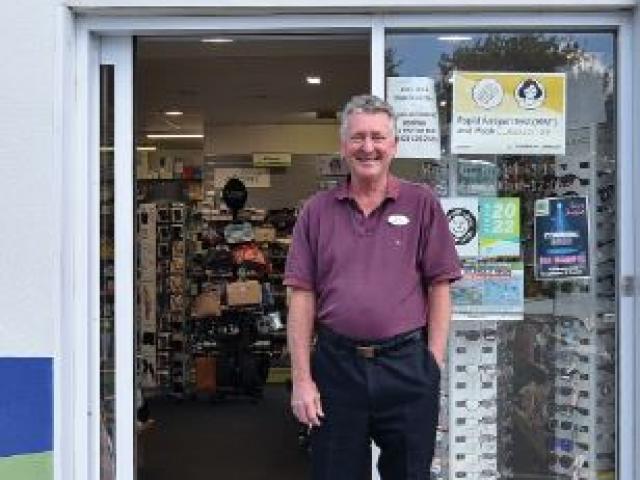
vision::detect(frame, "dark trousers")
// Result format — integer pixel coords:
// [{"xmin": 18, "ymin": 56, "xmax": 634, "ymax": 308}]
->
[{"xmin": 310, "ymin": 327, "xmax": 441, "ymax": 480}]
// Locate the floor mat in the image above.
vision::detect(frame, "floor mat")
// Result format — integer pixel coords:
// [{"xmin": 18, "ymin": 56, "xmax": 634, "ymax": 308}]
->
[{"xmin": 140, "ymin": 385, "xmax": 309, "ymax": 480}]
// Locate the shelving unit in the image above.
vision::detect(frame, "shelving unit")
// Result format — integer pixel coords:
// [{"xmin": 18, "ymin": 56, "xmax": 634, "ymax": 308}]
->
[
  {"xmin": 185, "ymin": 205, "xmax": 294, "ymax": 398},
  {"xmin": 135, "ymin": 181, "xmax": 296, "ymax": 401}
]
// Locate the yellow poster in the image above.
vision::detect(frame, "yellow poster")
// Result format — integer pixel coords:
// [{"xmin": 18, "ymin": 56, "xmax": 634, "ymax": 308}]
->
[{"xmin": 451, "ymin": 71, "xmax": 566, "ymax": 155}]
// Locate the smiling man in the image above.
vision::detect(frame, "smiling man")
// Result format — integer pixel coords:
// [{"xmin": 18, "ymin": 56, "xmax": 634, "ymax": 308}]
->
[{"xmin": 285, "ymin": 94, "xmax": 462, "ymax": 480}]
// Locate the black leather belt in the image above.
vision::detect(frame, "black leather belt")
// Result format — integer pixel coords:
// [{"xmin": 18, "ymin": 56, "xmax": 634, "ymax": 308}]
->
[{"xmin": 317, "ymin": 326, "xmax": 425, "ymax": 359}]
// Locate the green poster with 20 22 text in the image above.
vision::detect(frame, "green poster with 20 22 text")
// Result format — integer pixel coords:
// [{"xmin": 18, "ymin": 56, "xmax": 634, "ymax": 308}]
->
[{"xmin": 479, "ymin": 197, "xmax": 520, "ymax": 258}]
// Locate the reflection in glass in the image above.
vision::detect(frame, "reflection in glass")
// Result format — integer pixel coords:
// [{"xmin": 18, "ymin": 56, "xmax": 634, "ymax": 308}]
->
[
  {"xmin": 100, "ymin": 65, "xmax": 116, "ymax": 479},
  {"xmin": 386, "ymin": 32, "xmax": 616, "ymax": 480}
]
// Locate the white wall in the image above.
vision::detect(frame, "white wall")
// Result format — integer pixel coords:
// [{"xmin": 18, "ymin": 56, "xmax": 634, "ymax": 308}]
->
[{"xmin": 0, "ymin": 1, "xmax": 59, "ymax": 356}]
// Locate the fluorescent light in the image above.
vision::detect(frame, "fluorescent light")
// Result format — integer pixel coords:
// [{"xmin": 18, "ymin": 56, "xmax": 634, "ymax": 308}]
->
[
  {"xmin": 438, "ymin": 35, "xmax": 473, "ymax": 42},
  {"xmin": 201, "ymin": 38, "xmax": 234, "ymax": 44},
  {"xmin": 104, "ymin": 145, "xmax": 158, "ymax": 151},
  {"xmin": 306, "ymin": 76, "xmax": 322, "ymax": 85},
  {"xmin": 146, "ymin": 134, "xmax": 204, "ymax": 139},
  {"xmin": 164, "ymin": 111, "xmax": 184, "ymax": 116},
  {"xmin": 460, "ymin": 159, "xmax": 495, "ymax": 166}
]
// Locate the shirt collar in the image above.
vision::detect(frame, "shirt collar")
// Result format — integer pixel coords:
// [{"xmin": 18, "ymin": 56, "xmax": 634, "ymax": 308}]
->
[{"xmin": 334, "ymin": 175, "xmax": 400, "ymax": 201}]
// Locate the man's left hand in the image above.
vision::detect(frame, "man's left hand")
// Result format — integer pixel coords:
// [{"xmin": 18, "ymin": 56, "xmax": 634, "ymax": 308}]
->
[{"xmin": 430, "ymin": 349, "xmax": 444, "ymax": 370}]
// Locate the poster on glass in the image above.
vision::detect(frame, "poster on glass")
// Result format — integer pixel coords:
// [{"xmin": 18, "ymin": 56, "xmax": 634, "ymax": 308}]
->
[
  {"xmin": 451, "ymin": 71, "xmax": 566, "ymax": 155},
  {"xmin": 440, "ymin": 197, "xmax": 479, "ymax": 258},
  {"xmin": 452, "ymin": 260, "xmax": 524, "ymax": 320},
  {"xmin": 534, "ymin": 196, "xmax": 590, "ymax": 279},
  {"xmin": 478, "ymin": 197, "xmax": 520, "ymax": 258},
  {"xmin": 387, "ymin": 76, "xmax": 441, "ymax": 159}
]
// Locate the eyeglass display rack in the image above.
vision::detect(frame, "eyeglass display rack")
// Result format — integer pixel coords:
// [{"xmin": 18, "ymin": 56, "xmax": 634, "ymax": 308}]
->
[
  {"xmin": 438, "ymin": 311, "xmax": 614, "ymax": 480},
  {"xmin": 428, "ymin": 121, "xmax": 616, "ymax": 480},
  {"xmin": 137, "ymin": 203, "xmax": 158, "ymax": 391},
  {"xmin": 136, "ymin": 201, "xmax": 189, "ymax": 398},
  {"xmin": 437, "ymin": 320, "xmax": 516, "ymax": 480},
  {"xmin": 544, "ymin": 123, "xmax": 616, "ymax": 480}
]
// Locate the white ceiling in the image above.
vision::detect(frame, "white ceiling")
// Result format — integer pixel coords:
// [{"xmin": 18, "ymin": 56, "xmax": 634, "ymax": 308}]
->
[{"xmin": 135, "ymin": 33, "xmax": 370, "ymax": 142}]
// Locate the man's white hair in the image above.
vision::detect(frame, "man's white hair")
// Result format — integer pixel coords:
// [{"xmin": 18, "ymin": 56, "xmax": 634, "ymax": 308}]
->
[{"xmin": 340, "ymin": 94, "xmax": 397, "ymax": 140}]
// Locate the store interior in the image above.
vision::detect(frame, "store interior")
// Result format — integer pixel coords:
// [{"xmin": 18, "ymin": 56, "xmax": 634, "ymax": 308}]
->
[
  {"xmin": 97, "ymin": 31, "xmax": 618, "ymax": 480},
  {"xmin": 131, "ymin": 33, "xmax": 369, "ymax": 479}
]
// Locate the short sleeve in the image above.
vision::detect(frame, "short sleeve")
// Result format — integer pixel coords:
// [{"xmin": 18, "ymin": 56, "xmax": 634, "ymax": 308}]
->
[
  {"xmin": 283, "ymin": 204, "xmax": 316, "ymax": 291},
  {"xmin": 419, "ymin": 193, "xmax": 463, "ymax": 285}
]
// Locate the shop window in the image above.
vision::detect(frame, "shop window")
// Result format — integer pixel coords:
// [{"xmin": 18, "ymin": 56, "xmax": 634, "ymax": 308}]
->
[{"xmin": 386, "ymin": 31, "xmax": 616, "ymax": 480}]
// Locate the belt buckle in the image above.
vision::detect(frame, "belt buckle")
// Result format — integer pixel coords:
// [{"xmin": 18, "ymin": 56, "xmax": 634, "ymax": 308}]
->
[{"xmin": 356, "ymin": 345, "xmax": 376, "ymax": 358}]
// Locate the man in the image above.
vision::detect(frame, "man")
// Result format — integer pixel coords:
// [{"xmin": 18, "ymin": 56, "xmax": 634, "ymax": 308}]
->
[{"xmin": 284, "ymin": 94, "xmax": 461, "ymax": 479}]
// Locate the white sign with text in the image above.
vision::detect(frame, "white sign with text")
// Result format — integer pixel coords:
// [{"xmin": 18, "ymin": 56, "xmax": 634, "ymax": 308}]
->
[
  {"xmin": 387, "ymin": 77, "xmax": 441, "ymax": 159},
  {"xmin": 213, "ymin": 168, "xmax": 271, "ymax": 188}
]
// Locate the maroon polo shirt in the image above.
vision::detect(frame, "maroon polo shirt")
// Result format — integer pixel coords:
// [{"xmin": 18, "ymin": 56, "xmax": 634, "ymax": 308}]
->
[{"xmin": 284, "ymin": 175, "xmax": 462, "ymax": 340}]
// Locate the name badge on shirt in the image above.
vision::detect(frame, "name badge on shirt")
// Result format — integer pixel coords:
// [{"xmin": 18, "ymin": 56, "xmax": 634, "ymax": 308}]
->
[{"xmin": 387, "ymin": 214, "xmax": 410, "ymax": 226}]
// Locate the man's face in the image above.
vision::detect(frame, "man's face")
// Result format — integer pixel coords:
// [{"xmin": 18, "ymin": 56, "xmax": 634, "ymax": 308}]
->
[{"xmin": 340, "ymin": 112, "xmax": 397, "ymax": 183}]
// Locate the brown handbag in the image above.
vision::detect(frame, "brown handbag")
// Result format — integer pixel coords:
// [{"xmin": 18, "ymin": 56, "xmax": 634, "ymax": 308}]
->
[
  {"xmin": 195, "ymin": 356, "xmax": 217, "ymax": 393},
  {"xmin": 192, "ymin": 291, "xmax": 221, "ymax": 317}
]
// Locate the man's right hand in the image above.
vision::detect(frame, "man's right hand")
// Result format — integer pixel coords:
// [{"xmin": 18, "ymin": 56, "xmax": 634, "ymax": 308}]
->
[{"xmin": 291, "ymin": 379, "xmax": 324, "ymax": 427}]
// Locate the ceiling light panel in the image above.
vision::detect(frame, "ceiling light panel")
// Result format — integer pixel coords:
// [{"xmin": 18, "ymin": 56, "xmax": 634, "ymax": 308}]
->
[
  {"xmin": 146, "ymin": 134, "xmax": 204, "ymax": 139},
  {"xmin": 201, "ymin": 38, "xmax": 234, "ymax": 44}
]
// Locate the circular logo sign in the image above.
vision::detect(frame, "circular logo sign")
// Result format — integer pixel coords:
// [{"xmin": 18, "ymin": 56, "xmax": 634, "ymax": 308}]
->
[
  {"xmin": 515, "ymin": 78, "xmax": 545, "ymax": 110},
  {"xmin": 471, "ymin": 78, "xmax": 504, "ymax": 110},
  {"xmin": 446, "ymin": 208, "xmax": 477, "ymax": 245}
]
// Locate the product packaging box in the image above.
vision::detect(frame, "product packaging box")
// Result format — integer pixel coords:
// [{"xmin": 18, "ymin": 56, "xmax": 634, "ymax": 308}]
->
[
  {"xmin": 226, "ymin": 280, "xmax": 262, "ymax": 306},
  {"xmin": 158, "ymin": 156, "xmax": 174, "ymax": 179},
  {"xmin": 173, "ymin": 159, "xmax": 184, "ymax": 178},
  {"xmin": 253, "ymin": 225, "xmax": 277, "ymax": 242}
]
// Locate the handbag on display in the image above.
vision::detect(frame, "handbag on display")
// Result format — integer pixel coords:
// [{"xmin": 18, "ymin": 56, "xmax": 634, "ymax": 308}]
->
[
  {"xmin": 192, "ymin": 290, "xmax": 221, "ymax": 317},
  {"xmin": 253, "ymin": 225, "xmax": 277, "ymax": 242},
  {"xmin": 195, "ymin": 356, "xmax": 217, "ymax": 393},
  {"xmin": 224, "ymin": 221, "xmax": 254, "ymax": 244},
  {"xmin": 266, "ymin": 209, "xmax": 297, "ymax": 235},
  {"xmin": 232, "ymin": 243, "xmax": 267, "ymax": 266},
  {"xmin": 205, "ymin": 245, "xmax": 234, "ymax": 276}
]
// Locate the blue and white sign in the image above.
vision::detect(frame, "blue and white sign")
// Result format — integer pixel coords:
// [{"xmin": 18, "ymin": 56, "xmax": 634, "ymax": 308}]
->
[{"xmin": 535, "ymin": 196, "xmax": 590, "ymax": 279}]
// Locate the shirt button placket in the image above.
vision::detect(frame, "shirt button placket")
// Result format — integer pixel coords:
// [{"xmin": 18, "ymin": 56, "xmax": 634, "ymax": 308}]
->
[{"xmin": 355, "ymin": 209, "xmax": 367, "ymax": 236}]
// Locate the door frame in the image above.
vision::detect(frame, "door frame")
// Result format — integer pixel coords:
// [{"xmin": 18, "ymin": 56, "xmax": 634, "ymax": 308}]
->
[{"xmin": 71, "ymin": 10, "xmax": 638, "ymax": 480}]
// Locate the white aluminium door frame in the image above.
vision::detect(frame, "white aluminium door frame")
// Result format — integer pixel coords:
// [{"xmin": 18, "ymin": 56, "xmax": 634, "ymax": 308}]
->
[
  {"xmin": 74, "ymin": 10, "xmax": 638, "ymax": 480},
  {"xmin": 100, "ymin": 36, "xmax": 135, "ymax": 480},
  {"xmin": 77, "ymin": 14, "xmax": 375, "ymax": 480}
]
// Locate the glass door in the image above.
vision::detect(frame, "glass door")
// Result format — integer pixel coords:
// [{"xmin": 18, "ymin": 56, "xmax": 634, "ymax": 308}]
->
[
  {"xmin": 384, "ymin": 28, "xmax": 620, "ymax": 480},
  {"xmin": 99, "ymin": 36, "xmax": 135, "ymax": 480},
  {"xmin": 81, "ymin": 12, "xmax": 635, "ymax": 480}
]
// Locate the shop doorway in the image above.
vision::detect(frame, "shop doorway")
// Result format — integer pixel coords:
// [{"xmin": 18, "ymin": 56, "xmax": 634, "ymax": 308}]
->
[
  {"xmin": 129, "ymin": 33, "xmax": 369, "ymax": 479},
  {"xmin": 92, "ymin": 16, "xmax": 635, "ymax": 480}
]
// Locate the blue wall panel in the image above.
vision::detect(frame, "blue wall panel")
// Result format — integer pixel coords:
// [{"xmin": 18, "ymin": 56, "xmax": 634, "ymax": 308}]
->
[{"xmin": 0, "ymin": 358, "xmax": 53, "ymax": 458}]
